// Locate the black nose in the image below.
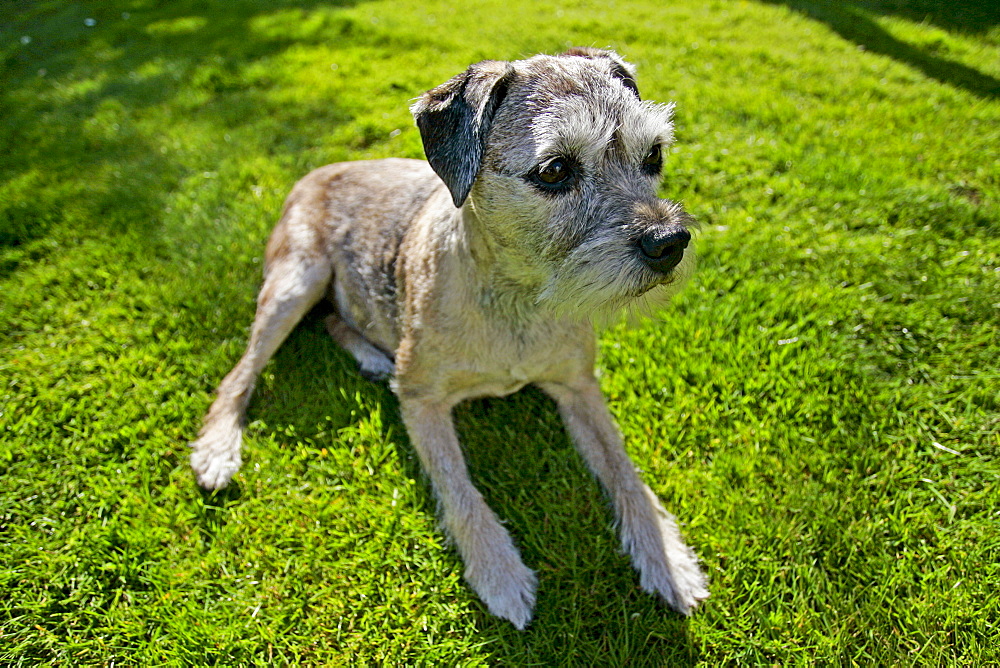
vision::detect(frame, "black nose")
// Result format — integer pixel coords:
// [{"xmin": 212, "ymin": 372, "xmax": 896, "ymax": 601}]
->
[{"xmin": 638, "ymin": 227, "xmax": 691, "ymax": 274}]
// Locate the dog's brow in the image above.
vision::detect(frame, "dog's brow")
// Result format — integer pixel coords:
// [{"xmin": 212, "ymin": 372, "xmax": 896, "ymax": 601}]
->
[
  {"xmin": 532, "ymin": 102, "xmax": 616, "ymax": 164},
  {"xmin": 530, "ymin": 95, "xmax": 674, "ymax": 168},
  {"xmin": 616, "ymin": 101, "xmax": 676, "ymax": 158}
]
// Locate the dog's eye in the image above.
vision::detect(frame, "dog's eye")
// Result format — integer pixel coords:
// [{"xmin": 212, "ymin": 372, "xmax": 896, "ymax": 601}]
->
[
  {"xmin": 528, "ymin": 157, "xmax": 577, "ymax": 192},
  {"xmin": 641, "ymin": 144, "xmax": 662, "ymax": 175},
  {"xmin": 537, "ymin": 159, "xmax": 571, "ymax": 185}
]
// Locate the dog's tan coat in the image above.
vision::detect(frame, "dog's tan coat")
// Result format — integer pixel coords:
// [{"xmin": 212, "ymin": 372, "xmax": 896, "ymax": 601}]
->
[{"xmin": 191, "ymin": 49, "xmax": 707, "ymax": 629}]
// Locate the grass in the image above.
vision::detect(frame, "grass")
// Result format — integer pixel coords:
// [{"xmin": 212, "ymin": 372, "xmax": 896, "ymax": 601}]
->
[{"xmin": 1, "ymin": 0, "xmax": 998, "ymax": 664}]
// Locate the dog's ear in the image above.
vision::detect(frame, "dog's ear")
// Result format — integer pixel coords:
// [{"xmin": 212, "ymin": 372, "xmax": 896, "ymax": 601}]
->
[
  {"xmin": 411, "ymin": 60, "xmax": 514, "ymax": 208},
  {"xmin": 560, "ymin": 47, "xmax": 640, "ymax": 99}
]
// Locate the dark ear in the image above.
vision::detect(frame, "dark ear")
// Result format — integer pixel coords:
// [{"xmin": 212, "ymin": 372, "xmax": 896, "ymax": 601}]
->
[
  {"xmin": 411, "ymin": 60, "xmax": 514, "ymax": 208},
  {"xmin": 560, "ymin": 47, "xmax": 640, "ymax": 99}
]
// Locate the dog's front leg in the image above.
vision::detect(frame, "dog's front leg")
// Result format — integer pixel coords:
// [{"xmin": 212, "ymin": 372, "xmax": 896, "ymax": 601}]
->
[
  {"xmin": 540, "ymin": 378, "xmax": 709, "ymax": 614},
  {"xmin": 399, "ymin": 399, "xmax": 538, "ymax": 629}
]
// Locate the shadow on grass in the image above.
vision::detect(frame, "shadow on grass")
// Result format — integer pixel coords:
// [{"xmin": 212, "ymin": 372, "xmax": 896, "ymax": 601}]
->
[
  {"xmin": 195, "ymin": 481, "xmax": 244, "ymax": 543},
  {"xmin": 856, "ymin": 0, "xmax": 1000, "ymax": 34},
  {"xmin": 246, "ymin": 314, "xmax": 699, "ymax": 662},
  {"xmin": 0, "ymin": 0, "xmax": 364, "ymax": 273},
  {"xmin": 453, "ymin": 388, "xmax": 700, "ymax": 663},
  {"xmin": 758, "ymin": 0, "xmax": 1000, "ymax": 99}
]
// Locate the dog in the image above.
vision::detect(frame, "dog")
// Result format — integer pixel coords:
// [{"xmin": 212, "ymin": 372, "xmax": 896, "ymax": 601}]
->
[{"xmin": 190, "ymin": 48, "xmax": 708, "ymax": 629}]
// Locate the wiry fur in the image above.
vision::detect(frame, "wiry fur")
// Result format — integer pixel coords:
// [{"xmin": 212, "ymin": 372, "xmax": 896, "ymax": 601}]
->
[{"xmin": 191, "ymin": 49, "xmax": 708, "ymax": 628}]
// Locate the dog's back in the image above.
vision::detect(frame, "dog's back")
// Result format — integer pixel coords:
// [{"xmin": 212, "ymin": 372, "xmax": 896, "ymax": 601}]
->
[{"xmin": 267, "ymin": 158, "xmax": 446, "ymax": 356}]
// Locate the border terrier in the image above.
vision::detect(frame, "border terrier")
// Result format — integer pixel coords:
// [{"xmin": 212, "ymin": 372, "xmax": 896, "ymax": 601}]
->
[{"xmin": 191, "ymin": 48, "xmax": 708, "ymax": 629}]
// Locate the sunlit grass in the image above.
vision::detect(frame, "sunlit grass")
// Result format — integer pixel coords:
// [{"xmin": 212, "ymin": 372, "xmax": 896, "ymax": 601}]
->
[{"xmin": 1, "ymin": 0, "xmax": 998, "ymax": 664}]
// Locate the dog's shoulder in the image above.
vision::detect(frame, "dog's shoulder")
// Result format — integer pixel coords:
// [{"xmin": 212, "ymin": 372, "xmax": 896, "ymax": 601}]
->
[{"xmin": 287, "ymin": 159, "xmax": 441, "ymax": 213}]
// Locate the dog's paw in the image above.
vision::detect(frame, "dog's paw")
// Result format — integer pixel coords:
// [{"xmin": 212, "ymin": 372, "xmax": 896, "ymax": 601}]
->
[
  {"xmin": 191, "ymin": 448, "xmax": 241, "ymax": 490},
  {"xmin": 358, "ymin": 355, "xmax": 395, "ymax": 382},
  {"xmin": 637, "ymin": 537, "xmax": 709, "ymax": 615},
  {"xmin": 190, "ymin": 425, "xmax": 243, "ymax": 490},
  {"xmin": 466, "ymin": 552, "xmax": 538, "ymax": 630},
  {"xmin": 459, "ymin": 525, "xmax": 538, "ymax": 629},
  {"xmin": 626, "ymin": 485, "xmax": 709, "ymax": 615}
]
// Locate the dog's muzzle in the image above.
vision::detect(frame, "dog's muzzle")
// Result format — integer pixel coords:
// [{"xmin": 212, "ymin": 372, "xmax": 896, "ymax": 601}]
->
[{"xmin": 637, "ymin": 226, "xmax": 690, "ymax": 274}]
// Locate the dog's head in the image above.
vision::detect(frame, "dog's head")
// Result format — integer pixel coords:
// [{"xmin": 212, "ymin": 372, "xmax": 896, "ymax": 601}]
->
[{"xmin": 411, "ymin": 49, "xmax": 695, "ymax": 317}]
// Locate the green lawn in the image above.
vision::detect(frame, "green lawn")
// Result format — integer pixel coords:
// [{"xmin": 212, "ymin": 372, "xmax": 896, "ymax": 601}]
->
[{"xmin": 2, "ymin": 0, "xmax": 998, "ymax": 664}]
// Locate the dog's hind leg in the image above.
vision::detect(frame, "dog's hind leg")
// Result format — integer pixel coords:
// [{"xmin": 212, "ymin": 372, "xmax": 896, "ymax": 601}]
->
[
  {"xmin": 191, "ymin": 255, "xmax": 331, "ymax": 490},
  {"xmin": 324, "ymin": 314, "xmax": 395, "ymax": 381}
]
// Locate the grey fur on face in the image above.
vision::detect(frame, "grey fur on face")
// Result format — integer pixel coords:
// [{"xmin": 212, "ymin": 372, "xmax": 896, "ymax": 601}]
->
[{"xmin": 191, "ymin": 48, "xmax": 707, "ymax": 629}]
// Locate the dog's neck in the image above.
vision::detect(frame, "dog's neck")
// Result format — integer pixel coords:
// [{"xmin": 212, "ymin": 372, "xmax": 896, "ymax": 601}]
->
[{"xmin": 456, "ymin": 203, "xmax": 565, "ymax": 323}]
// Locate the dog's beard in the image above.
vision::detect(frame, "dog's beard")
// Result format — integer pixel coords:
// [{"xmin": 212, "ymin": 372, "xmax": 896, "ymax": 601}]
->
[{"xmin": 535, "ymin": 242, "xmax": 695, "ymax": 326}]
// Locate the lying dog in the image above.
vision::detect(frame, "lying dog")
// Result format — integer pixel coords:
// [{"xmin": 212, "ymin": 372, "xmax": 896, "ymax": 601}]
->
[{"xmin": 191, "ymin": 48, "xmax": 707, "ymax": 629}]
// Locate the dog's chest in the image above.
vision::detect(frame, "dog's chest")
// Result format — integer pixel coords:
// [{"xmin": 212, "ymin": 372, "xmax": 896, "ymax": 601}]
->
[
  {"xmin": 434, "ymin": 319, "xmax": 592, "ymax": 404},
  {"xmin": 460, "ymin": 362, "xmax": 548, "ymax": 399}
]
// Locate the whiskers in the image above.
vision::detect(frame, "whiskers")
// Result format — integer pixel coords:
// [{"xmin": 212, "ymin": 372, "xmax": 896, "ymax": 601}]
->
[{"xmin": 535, "ymin": 239, "xmax": 695, "ymax": 327}]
